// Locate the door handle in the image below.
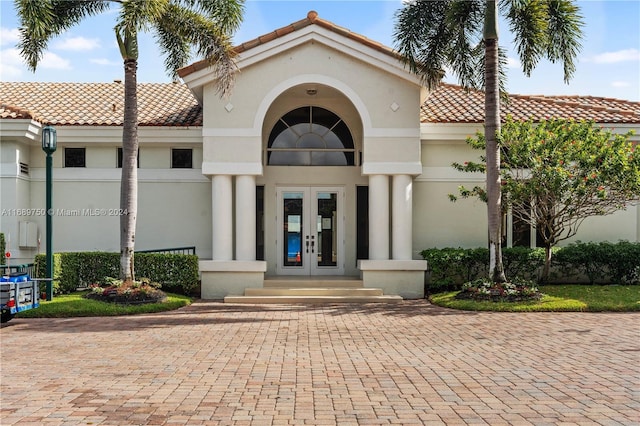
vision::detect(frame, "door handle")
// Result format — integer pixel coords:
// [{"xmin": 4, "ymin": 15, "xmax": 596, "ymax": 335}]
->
[
  {"xmin": 310, "ymin": 236, "xmax": 315, "ymax": 253},
  {"xmin": 305, "ymin": 237, "xmax": 309, "ymax": 253}
]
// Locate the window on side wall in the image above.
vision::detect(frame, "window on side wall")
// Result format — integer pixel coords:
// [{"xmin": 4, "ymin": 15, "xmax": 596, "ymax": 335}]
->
[
  {"xmin": 509, "ymin": 202, "xmax": 545, "ymax": 248},
  {"xmin": 117, "ymin": 147, "xmax": 140, "ymax": 168},
  {"xmin": 172, "ymin": 148, "xmax": 192, "ymax": 168},
  {"xmin": 64, "ymin": 147, "xmax": 86, "ymax": 167}
]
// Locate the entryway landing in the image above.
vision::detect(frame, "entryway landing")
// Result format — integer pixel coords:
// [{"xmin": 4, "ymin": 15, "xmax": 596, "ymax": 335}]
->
[{"xmin": 223, "ymin": 276, "xmax": 402, "ymax": 304}]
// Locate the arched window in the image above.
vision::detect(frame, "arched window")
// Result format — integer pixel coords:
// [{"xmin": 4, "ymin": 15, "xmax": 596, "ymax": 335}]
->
[{"xmin": 267, "ymin": 106, "xmax": 355, "ymax": 166}]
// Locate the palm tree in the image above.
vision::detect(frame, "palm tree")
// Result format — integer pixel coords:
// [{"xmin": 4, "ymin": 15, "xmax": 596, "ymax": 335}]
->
[
  {"xmin": 16, "ymin": 0, "xmax": 244, "ymax": 280},
  {"xmin": 394, "ymin": 0, "xmax": 583, "ymax": 282}
]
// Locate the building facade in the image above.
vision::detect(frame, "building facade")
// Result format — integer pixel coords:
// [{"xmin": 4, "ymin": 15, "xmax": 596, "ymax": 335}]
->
[{"xmin": 1, "ymin": 12, "xmax": 639, "ymax": 299}]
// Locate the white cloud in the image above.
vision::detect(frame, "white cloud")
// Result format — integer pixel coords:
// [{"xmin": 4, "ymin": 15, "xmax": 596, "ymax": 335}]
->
[
  {"xmin": 53, "ymin": 36, "xmax": 100, "ymax": 51},
  {"xmin": 589, "ymin": 48, "xmax": 640, "ymax": 64},
  {"xmin": 0, "ymin": 48, "xmax": 24, "ymax": 80},
  {"xmin": 611, "ymin": 81, "xmax": 630, "ymax": 88},
  {"xmin": 40, "ymin": 52, "xmax": 71, "ymax": 70},
  {"xmin": 90, "ymin": 58, "xmax": 120, "ymax": 66},
  {"xmin": 506, "ymin": 57, "xmax": 521, "ymax": 69},
  {"xmin": 1, "ymin": 27, "xmax": 20, "ymax": 47}
]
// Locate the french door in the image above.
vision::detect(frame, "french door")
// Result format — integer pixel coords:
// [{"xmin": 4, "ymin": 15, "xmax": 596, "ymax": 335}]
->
[{"xmin": 276, "ymin": 187, "xmax": 344, "ymax": 275}]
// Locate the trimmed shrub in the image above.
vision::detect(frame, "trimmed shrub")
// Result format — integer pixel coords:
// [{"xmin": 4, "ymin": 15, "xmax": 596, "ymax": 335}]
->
[
  {"xmin": 421, "ymin": 241, "xmax": 639, "ymax": 292},
  {"xmin": 553, "ymin": 241, "xmax": 640, "ymax": 284},
  {"xmin": 0, "ymin": 233, "xmax": 5, "ymax": 265},
  {"xmin": 34, "ymin": 252, "xmax": 199, "ymax": 295}
]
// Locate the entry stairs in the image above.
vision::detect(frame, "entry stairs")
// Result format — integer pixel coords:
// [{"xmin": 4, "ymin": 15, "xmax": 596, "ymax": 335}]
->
[{"xmin": 224, "ymin": 277, "xmax": 402, "ymax": 304}]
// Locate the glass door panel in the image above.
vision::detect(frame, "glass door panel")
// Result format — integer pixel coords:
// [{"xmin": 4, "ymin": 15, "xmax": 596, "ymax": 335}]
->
[
  {"xmin": 276, "ymin": 187, "xmax": 344, "ymax": 276},
  {"xmin": 315, "ymin": 192, "xmax": 337, "ymax": 267},
  {"xmin": 282, "ymin": 192, "xmax": 303, "ymax": 267}
]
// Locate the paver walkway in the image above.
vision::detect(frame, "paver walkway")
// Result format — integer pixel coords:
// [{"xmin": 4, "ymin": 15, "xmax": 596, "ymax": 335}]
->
[{"xmin": 1, "ymin": 300, "xmax": 638, "ymax": 425}]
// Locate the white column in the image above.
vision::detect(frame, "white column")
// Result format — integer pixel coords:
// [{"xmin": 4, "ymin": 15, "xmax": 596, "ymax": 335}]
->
[
  {"xmin": 368, "ymin": 174, "xmax": 389, "ymax": 260},
  {"xmin": 392, "ymin": 174, "xmax": 413, "ymax": 260},
  {"xmin": 212, "ymin": 174, "xmax": 233, "ymax": 260},
  {"xmin": 235, "ymin": 175, "xmax": 256, "ymax": 261}
]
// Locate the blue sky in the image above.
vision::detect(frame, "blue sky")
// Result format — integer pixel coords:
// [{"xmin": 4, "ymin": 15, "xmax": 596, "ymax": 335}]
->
[{"xmin": 1, "ymin": 0, "xmax": 639, "ymax": 101}]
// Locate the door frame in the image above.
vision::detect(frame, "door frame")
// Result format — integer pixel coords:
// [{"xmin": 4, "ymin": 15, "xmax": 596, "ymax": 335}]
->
[{"xmin": 275, "ymin": 186, "xmax": 345, "ymax": 276}]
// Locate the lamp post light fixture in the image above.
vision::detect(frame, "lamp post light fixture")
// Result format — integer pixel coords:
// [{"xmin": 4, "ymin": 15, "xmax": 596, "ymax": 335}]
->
[{"xmin": 41, "ymin": 125, "xmax": 57, "ymax": 301}]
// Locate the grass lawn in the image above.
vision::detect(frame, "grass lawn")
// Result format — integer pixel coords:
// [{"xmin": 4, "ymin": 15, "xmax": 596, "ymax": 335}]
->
[
  {"xmin": 16, "ymin": 291, "xmax": 192, "ymax": 318},
  {"xmin": 430, "ymin": 284, "xmax": 640, "ymax": 312}
]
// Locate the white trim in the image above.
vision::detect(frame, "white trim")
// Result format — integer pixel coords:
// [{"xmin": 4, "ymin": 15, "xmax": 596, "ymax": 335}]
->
[
  {"xmin": 367, "ymin": 128, "xmax": 421, "ymax": 138},
  {"xmin": 415, "ymin": 166, "xmax": 486, "ymax": 182},
  {"xmin": 253, "ymin": 74, "xmax": 373, "ymax": 133},
  {"xmin": 202, "ymin": 162, "xmax": 263, "ymax": 176},
  {"xmin": 202, "ymin": 127, "xmax": 420, "ymax": 139},
  {"xmin": 29, "ymin": 168, "xmax": 209, "ymax": 183},
  {"xmin": 236, "ymin": 27, "xmax": 422, "ymax": 85},
  {"xmin": 183, "ymin": 25, "xmax": 422, "ymax": 92},
  {"xmin": 420, "ymin": 123, "xmax": 483, "ymax": 141},
  {"xmin": 421, "ymin": 122, "xmax": 640, "ymax": 142},
  {"xmin": 55, "ymin": 126, "xmax": 202, "ymax": 144},
  {"xmin": 0, "ymin": 119, "xmax": 41, "ymax": 141},
  {"xmin": 361, "ymin": 162, "xmax": 423, "ymax": 175},
  {"xmin": 203, "ymin": 128, "xmax": 260, "ymax": 138}
]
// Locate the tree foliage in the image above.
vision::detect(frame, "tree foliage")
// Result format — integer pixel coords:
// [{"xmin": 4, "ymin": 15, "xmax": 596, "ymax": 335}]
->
[
  {"xmin": 394, "ymin": 0, "xmax": 584, "ymax": 284},
  {"xmin": 16, "ymin": 0, "xmax": 244, "ymax": 280},
  {"xmin": 451, "ymin": 117, "xmax": 640, "ymax": 280}
]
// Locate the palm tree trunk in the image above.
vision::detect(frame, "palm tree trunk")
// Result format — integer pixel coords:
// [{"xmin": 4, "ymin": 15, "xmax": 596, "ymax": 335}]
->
[
  {"xmin": 484, "ymin": 0, "xmax": 507, "ymax": 283},
  {"xmin": 120, "ymin": 58, "xmax": 139, "ymax": 280}
]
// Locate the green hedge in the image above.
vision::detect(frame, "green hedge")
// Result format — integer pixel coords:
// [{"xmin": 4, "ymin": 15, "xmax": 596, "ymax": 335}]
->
[
  {"xmin": 421, "ymin": 241, "xmax": 639, "ymax": 293},
  {"xmin": 553, "ymin": 241, "xmax": 640, "ymax": 284},
  {"xmin": 0, "ymin": 233, "xmax": 5, "ymax": 265},
  {"xmin": 34, "ymin": 252, "xmax": 199, "ymax": 295}
]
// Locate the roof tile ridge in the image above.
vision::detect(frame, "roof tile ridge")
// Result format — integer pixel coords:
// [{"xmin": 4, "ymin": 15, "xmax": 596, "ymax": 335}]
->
[
  {"xmin": 529, "ymin": 93, "xmax": 640, "ymax": 106},
  {"xmin": 309, "ymin": 11, "xmax": 396, "ymax": 56},
  {"xmin": 1, "ymin": 103, "xmax": 41, "ymax": 122},
  {"xmin": 523, "ymin": 94, "xmax": 638, "ymax": 116}
]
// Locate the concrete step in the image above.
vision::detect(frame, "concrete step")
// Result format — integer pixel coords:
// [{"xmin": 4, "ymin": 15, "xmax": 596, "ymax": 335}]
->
[
  {"xmin": 263, "ymin": 279, "xmax": 363, "ymax": 288},
  {"xmin": 224, "ymin": 295, "xmax": 403, "ymax": 304},
  {"xmin": 245, "ymin": 287, "xmax": 383, "ymax": 296}
]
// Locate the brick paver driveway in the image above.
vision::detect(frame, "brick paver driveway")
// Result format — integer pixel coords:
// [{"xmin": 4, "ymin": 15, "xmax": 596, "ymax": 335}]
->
[{"xmin": 1, "ymin": 300, "xmax": 638, "ymax": 425}]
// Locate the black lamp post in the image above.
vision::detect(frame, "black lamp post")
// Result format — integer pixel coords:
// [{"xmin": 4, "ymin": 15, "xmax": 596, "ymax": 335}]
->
[{"xmin": 42, "ymin": 125, "xmax": 57, "ymax": 301}]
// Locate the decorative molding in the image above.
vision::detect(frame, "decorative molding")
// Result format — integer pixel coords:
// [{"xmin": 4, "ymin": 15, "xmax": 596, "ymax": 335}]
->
[
  {"xmin": 202, "ymin": 162, "xmax": 263, "ymax": 176},
  {"xmin": 361, "ymin": 162, "xmax": 423, "ymax": 176},
  {"xmin": 28, "ymin": 168, "xmax": 209, "ymax": 183}
]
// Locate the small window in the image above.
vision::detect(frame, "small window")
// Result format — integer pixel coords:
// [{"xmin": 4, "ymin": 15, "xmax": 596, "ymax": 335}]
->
[
  {"xmin": 117, "ymin": 147, "xmax": 139, "ymax": 168},
  {"xmin": 64, "ymin": 148, "xmax": 85, "ymax": 167},
  {"xmin": 172, "ymin": 148, "xmax": 192, "ymax": 168}
]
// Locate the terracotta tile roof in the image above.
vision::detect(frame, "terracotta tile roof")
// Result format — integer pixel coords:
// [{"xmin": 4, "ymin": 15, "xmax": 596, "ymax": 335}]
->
[
  {"xmin": 2, "ymin": 81, "xmax": 638, "ymax": 128},
  {"xmin": 0, "ymin": 82, "xmax": 202, "ymax": 126},
  {"xmin": 0, "ymin": 104, "xmax": 36, "ymax": 120},
  {"xmin": 178, "ymin": 10, "xmax": 399, "ymax": 78},
  {"xmin": 421, "ymin": 83, "xmax": 640, "ymax": 124}
]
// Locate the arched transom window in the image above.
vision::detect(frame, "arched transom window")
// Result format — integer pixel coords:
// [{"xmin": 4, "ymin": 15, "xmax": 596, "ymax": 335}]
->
[{"xmin": 267, "ymin": 106, "xmax": 355, "ymax": 166}]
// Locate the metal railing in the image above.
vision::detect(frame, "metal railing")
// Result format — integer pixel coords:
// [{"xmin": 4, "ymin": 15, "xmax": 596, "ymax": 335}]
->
[
  {"xmin": 135, "ymin": 246, "xmax": 196, "ymax": 255},
  {"xmin": 0, "ymin": 263, "xmax": 35, "ymax": 277}
]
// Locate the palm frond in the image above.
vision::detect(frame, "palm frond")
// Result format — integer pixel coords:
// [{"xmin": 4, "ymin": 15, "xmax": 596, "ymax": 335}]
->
[
  {"xmin": 545, "ymin": 0, "xmax": 584, "ymax": 83},
  {"xmin": 177, "ymin": 0, "xmax": 245, "ymax": 33},
  {"xmin": 445, "ymin": 0, "xmax": 485, "ymax": 89},
  {"xmin": 393, "ymin": 0, "xmax": 452, "ymax": 90},
  {"xmin": 504, "ymin": 0, "xmax": 548, "ymax": 77},
  {"xmin": 16, "ymin": 0, "xmax": 109, "ymax": 70},
  {"xmin": 154, "ymin": 3, "xmax": 237, "ymax": 96},
  {"xmin": 117, "ymin": 0, "xmax": 167, "ymax": 35}
]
